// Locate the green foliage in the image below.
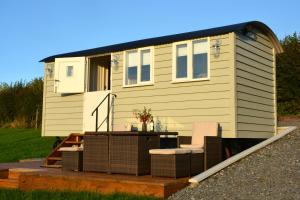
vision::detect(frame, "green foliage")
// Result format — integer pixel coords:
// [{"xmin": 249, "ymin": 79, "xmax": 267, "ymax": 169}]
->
[
  {"xmin": 0, "ymin": 128, "xmax": 55, "ymax": 162},
  {"xmin": 276, "ymin": 32, "xmax": 300, "ymax": 115},
  {"xmin": 0, "ymin": 78, "xmax": 43, "ymax": 128},
  {"xmin": 0, "ymin": 189, "xmax": 158, "ymax": 200}
]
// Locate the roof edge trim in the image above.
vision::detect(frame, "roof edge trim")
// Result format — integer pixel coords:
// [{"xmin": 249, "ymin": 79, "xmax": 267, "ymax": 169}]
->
[{"xmin": 40, "ymin": 21, "xmax": 283, "ymax": 63}]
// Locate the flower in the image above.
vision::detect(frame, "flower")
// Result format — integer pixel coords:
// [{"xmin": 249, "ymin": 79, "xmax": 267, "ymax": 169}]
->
[{"xmin": 133, "ymin": 107, "xmax": 153, "ymax": 123}]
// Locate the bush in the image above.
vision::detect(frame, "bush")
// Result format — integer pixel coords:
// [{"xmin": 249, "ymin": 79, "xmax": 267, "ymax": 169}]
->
[{"xmin": 0, "ymin": 78, "xmax": 43, "ymax": 128}]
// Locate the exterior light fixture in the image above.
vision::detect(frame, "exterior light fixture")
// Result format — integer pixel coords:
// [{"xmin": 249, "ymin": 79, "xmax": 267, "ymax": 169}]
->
[
  {"xmin": 243, "ymin": 25, "xmax": 257, "ymax": 40},
  {"xmin": 212, "ymin": 39, "xmax": 221, "ymax": 57},
  {"xmin": 246, "ymin": 31, "xmax": 257, "ymax": 40},
  {"xmin": 111, "ymin": 54, "xmax": 120, "ymax": 70},
  {"xmin": 46, "ymin": 64, "xmax": 54, "ymax": 77}
]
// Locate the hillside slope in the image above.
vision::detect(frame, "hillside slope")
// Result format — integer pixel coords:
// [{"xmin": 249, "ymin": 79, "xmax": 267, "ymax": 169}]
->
[{"xmin": 169, "ymin": 129, "xmax": 300, "ymax": 200}]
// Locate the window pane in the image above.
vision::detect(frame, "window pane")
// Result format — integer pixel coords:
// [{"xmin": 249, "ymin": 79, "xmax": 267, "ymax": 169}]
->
[
  {"xmin": 141, "ymin": 65, "xmax": 150, "ymax": 81},
  {"xmin": 193, "ymin": 39, "xmax": 207, "ymax": 54},
  {"xmin": 193, "ymin": 53, "xmax": 208, "ymax": 78},
  {"xmin": 141, "ymin": 50, "xmax": 151, "ymax": 82},
  {"xmin": 127, "ymin": 66, "xmax": 137, "ymax": 85},
  {"xmin": 176, "ymin": 44, "xmax": 187, "ymax": 78},
  {"xmin": 66, "ymin": 66, "xmax": 73, "ymax": 77},
  {"xmin": 126, "ymin": 51, "xmax": 138, "ymax": 85},
  {"xmin": 193, "ymin": 40, "xmax": 208, "ymax": 78},
  {"xmin": 127, "ymin": 51, "xmax": 138, "ymax": 66}
]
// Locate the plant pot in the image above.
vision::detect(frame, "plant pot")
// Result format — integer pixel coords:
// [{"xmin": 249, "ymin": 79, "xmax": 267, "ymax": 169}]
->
[{"xmin": 142, "ymin": 122, "xmax": 147, "ymax": 132}]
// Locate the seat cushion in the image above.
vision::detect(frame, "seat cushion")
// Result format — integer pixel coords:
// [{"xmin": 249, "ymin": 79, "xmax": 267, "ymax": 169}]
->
[
  {"xmin": 149, "ymin": 148, "xmax": 191, "ymax": 155},
  {"xmin": 191, "ymin": 122, "xmax": 218, "ymax": 147},
  {"xmin": 190, "ymin": 149, "xmax": 204, "ymax": 154},
  {"xmin": 180, "ymin": 144, "xmax": 203, "ymax": 149},
  {"xmin": 59, "ymin": 146, "xmax": 82, "ymax": 152}
]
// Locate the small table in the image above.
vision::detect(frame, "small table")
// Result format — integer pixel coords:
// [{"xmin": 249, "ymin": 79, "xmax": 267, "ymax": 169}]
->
[{"xmin": 109, "ymin": 132, "xmax": 178, "ymax": 175}]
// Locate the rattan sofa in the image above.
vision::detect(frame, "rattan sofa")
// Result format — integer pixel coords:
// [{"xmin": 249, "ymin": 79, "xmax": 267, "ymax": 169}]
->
[
  {"xmin": 179, "ymin": 122, "xmax": 222, "ymax": 170},
  {"xmin": 178, "ymin": 136, "xmax": 222, "ymax": 170}
]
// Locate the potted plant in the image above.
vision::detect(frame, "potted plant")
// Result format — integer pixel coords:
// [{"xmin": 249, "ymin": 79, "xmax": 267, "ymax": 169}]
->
[{"xmin": 133, "ymin": 107, "xmax": 153, "ymax": 132}]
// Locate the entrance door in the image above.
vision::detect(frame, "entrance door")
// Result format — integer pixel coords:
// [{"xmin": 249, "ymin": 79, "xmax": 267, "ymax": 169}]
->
[
  {"xmin": 83, "ymin": 55, "xmax": 112, "ymax": 132},
  {"xmin": 88, "ymin": 56, "xmax": 111, "ymax": 91},
  {"xmin": 54, "ymin": 57, "xmax": 85, "ymax": 93}
]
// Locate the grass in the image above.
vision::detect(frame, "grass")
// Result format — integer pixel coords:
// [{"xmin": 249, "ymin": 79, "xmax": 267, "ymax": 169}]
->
[
  {"xmin": 0, "ymin": 128, "xmax": 55, "ymax": 163},
  {"xmin": 0, "ymin": 189, "xmax": 158, "ymax": 200},
  {"xmin": 0, "ymin": 128, "xmax": 159, "ymax": 200}
]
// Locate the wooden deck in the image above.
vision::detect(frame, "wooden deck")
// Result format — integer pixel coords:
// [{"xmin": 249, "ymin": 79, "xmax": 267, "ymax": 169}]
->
[{"xmin": 0, "ymin": 161, "xmax": 188, "ymax": 199}]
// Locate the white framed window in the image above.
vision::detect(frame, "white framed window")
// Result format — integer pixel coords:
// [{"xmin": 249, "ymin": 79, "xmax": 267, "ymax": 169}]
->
[
  {"xmin": 176, "ymin": 43, "xmax": 188, "ymax": 79},
  {"xmin": 123, "ymin": 47, "xmax": 154, "ymax": 87},
  {"xmin": 172, "ymin": 38, "xmax": 210, "ymax": 82},
  {"xmin": 125, "ymin": 50, "xmax": 138, "ymax": 85},
  {"xmin": 66, "ymin": 66, "xmax": 74, "ymax": 77}
]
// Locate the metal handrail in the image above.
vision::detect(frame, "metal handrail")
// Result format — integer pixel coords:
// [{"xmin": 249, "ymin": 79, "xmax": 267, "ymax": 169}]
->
[{"xmin": 91, "ymin": 92, "xmax": 117, "ymax": 133}]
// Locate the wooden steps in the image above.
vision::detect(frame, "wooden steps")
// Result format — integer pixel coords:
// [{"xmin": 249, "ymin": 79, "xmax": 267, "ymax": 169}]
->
[
  {"xmin": 0, "ymin": 168, "xmax": 41, "ymax": 189},
  {"xmin": 0, "ymin": 178, "xmax": 18, "ymax": 189},
  {"xmin": 0, "ymin": 169, "xmax": 17, "ymax": 189},
  {"xmin": 44, "ymin": 133, "xmax": 83, "ymax": 168},
  {"xmin": 65, "ymin": 141, "xmax": 82, "ymax": 145},
  {"xmin": 47, "ymin": 157, "xmax": 62, "ymax": 161}
]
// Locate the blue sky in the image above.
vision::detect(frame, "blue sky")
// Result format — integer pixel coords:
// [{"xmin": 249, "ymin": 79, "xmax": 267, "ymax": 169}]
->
[{"xmin": 0, "ymin": 0, "xmax": 299, "ymax": 83}]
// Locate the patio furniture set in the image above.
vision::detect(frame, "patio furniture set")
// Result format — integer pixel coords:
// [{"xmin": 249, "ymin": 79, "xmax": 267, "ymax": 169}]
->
[{"xmin": 59, "ymin": 122, "xmax": 222, "ymax": 178}]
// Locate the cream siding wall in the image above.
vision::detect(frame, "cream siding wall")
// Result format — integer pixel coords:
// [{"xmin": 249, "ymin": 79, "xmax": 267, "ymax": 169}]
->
[
  {"xmin": 111, "ymin": 33, "xmax": 236, "ymax": 137},
  {"xmin": 235, "ymin": 30, "xmax": 276, "ymax": 138},
  {"xmin": 42, "ymin": 62, "xmax": 84, "ymax": 136}
]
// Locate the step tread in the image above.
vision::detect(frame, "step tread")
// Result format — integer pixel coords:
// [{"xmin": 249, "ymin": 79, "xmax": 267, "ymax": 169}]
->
[
  {"xmin": 0, "ymin": 178, "xmax": 18, "ymax": 189},
  {"xmin": 47, "ymin": 157, "xmax": 62, "ymax": 161},
  {"xmin": 41, "ymin": 164, "xmax": 62, "ymax": 168},
  {"xmin": 64, "ymin": 140, "xmax": 82, "ymax": 144}
]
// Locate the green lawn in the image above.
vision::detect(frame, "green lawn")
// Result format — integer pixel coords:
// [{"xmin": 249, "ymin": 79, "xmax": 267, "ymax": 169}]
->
[
  {"xmin": 0, "ymin": 129, "xmax": 159, "ymax": 200},
  {"xmin": 0, "ymin": 189, "xmax": 158, "ymax": 200},
  {"xmin": 0, "ymin": 128, "xmax": 55, "ymax": 163}
]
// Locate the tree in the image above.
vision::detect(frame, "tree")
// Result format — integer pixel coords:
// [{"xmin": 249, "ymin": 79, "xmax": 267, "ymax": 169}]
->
[
  {"xmin": 276, "ymin": 33, "xmax": 300, "ymax": 115},
  {"xmin": 0, "ymin": 78, "xmax": 43, "ymax": 128}
]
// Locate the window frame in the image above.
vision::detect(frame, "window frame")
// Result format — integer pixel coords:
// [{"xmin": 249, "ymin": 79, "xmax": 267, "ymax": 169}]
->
[
  {"xmin": 123, "ymin": 47, "xmax": 154, "ymax": 87},
  {"xmin": 172, "ymin": 38, "xmax": 210, "ymax": 83}
]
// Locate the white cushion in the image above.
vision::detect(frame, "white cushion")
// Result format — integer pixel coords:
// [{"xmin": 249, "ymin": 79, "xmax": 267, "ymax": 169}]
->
[
  {"xmin": 191, "ymin": 122, "xmax": 218, "ymax": 147},
  {"xmin": 180, "ymin": 144, "xmax": 203, "ymax": 149},
  {"xmin": 149, "ymin": 148, "xmax": 191, "ymax": 155},
  {"xmin": 59, "ymin": 146, "xmax": 82, "ymax": 151},
  {"xmin": 190, "ymin": 149, "xmax": 204, "ymax": 154}
]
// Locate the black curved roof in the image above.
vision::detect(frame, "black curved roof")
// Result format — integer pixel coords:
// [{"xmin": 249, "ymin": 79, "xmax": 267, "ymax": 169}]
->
[{"xmin": 40, "ymin": 21, "xmax": 282, "ymax": 62}]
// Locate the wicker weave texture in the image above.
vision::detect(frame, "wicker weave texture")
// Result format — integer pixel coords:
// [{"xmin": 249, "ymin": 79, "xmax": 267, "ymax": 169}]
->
[
  {"xmin": 204, "ymin": 136, "xmax": 223, "ymax": 170},
  {"xmin": 62, "ymin": 151, "xmax": 83, "ymax": 171},
  {"xmin": 151, "ymin": 154, "xmax": 190, "ymax": 178},
  {"xmin": 190, "ymin": 153, "xmax": 204, "ymax": 175},
  {"xmin": 110, "ymin": 135, "xmax": 159, "ymax": 175},
  {"xmin": 177, "ymin": 136, "xmax": 192, "ymax": 147},
  {"xmin": 83, "ymin": 134, "xmax": 109, "ymax": 172}
]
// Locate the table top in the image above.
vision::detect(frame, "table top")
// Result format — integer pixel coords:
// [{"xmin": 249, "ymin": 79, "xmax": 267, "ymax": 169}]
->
[{"xmin": 85, "ymin": 131, "xmax": 178, "ymax": 136}]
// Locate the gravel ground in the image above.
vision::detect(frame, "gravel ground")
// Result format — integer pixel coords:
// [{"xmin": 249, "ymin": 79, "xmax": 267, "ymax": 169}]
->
[{"xmin": 169, "ymin": 127, "xmax": 300, "ymax": 200}]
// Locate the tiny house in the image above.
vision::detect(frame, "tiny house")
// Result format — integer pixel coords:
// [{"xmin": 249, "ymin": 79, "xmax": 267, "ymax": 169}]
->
[{"xmin": 40, "ymin": 21, "xmax": 282, "ymax": 139}]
